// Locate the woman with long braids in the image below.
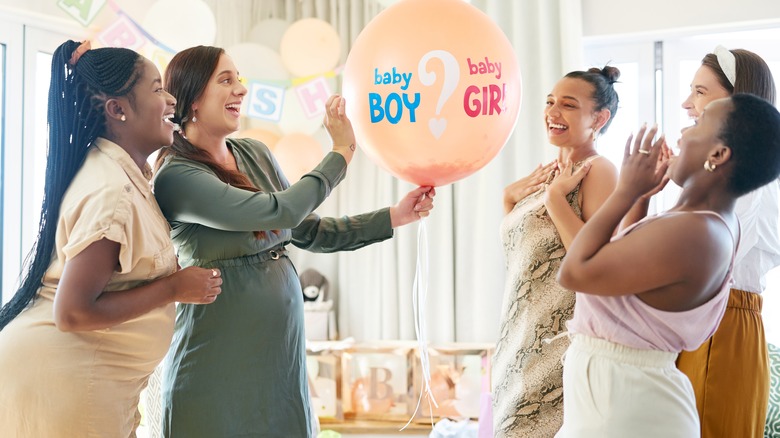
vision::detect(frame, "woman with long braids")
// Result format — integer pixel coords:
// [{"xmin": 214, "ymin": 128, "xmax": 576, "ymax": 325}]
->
[{"xmin": 0, "ymin": 40, "xmax": 221, "ymax": 437}]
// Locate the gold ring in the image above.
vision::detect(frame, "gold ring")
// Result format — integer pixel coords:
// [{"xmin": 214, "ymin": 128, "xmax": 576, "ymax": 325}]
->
[
  {"xmin": 212, "ymin": 269, "xmax": 218, "ymax": 277},
  {"xmin": 638, "ymin": 149, "xmax": 650, "ymax": 155}
]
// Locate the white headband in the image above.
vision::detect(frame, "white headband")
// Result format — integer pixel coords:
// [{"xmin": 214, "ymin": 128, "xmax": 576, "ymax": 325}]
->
[{"xmin": 713, "ymin": 45, "xmax": 736, "ymax": 87}]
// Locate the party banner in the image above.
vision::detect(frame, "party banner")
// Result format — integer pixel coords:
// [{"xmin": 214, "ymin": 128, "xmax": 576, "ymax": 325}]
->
[
  {"xmin": 295, "ymin": 77, "xmax": 332, "ymax": 119},
  {"xmin": 59, "ymin": 0, "xmax": 346, "ymax": 127},
  {"xmin": 58, "ymin": 0, "xmax": 106, "ymax": 26},
  {"xmin": 246, "ymin": 82, "xmax": 285, "ymax": 122},
  {"xmin": 97, "ymin": 14, "xmax": 144, "ymax": 50}
]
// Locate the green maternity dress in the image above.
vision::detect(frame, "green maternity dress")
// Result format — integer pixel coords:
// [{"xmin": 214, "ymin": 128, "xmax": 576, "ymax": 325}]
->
[{"xmin": 153, "ymin": 138, "xmax": 393, "ymax": 437}]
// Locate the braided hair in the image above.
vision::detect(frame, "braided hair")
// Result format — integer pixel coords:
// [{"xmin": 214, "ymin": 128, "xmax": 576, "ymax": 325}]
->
[{"xmin": 0, "ymin": 40, "xmax": 143, "ymax": 330}]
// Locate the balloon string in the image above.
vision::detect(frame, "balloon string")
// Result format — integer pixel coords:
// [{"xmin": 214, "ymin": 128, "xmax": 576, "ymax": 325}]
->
[{"xmin": 400, "ymin": 217, "xmax": 437, "ymax": 431}]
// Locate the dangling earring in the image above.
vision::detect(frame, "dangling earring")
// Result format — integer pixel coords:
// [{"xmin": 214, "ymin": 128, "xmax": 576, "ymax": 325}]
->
[
  {"xmin": 704, "ymin": 160, "xmax": 716, "ymax": 172},
  {"xmin": 191, "ymin": 115, "xmax": 197, "ymax": 123},
  {"xmin": 592, "ymin": 127, "xmax": 599, "ymax": 142},
  {"xmin": 120, "ymin": 114, "xmax": 126, "ymax": 122}
]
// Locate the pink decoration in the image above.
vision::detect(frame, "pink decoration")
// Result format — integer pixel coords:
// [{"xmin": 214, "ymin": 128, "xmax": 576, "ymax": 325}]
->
[
  {"xmin": 98, "ymin": 15, "xmax": 144, "ymax": 50},
  {"xmin": 295, "ymin": 77, "xmax": 332, "ymax": 119}
]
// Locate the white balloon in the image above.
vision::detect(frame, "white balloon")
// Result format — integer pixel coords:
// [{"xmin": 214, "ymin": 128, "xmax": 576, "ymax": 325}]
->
[
  {"xmin": 247, "ymin": 18, "xmax": 290, "ymax": 52},
  {"xmin": 225, "ymin": 43, "xmax": 290, "ymax": 83},
  {"xmin": 226, "ymin": 43, "xmax": 291, "ymax": 119},
  {"xmin": 277, "ymin": 90, "xmax": 323, "ymax": 136},
  {"xmin": 142, "ymin": 0, "xmax": 216, "ymax": 51}
]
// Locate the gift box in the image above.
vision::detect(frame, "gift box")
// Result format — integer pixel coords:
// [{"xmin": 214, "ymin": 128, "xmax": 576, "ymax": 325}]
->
[
  {"xmin": 341, "ymin": 341, "xmax": 416, "ymax": 421},
  {"xmin": 306, "ymin": 340, "xmax": 350, "ymax": 421},
  {"xmin": 411, "ymin": 343, "xmax": 494, "ymax": 421},
  {"xmin": 304, "ymin": 300, "xmax": 337, "ymax": 341}
]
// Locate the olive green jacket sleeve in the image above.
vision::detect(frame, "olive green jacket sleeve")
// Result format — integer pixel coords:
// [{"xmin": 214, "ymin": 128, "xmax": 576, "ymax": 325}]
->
[
  {"xmin": 292, "ymin": 208, "xmax": 394, "ymax": 253},
  {"xmin": 154, "ymin": 152, "xmax": 347, "ymax": 232}
]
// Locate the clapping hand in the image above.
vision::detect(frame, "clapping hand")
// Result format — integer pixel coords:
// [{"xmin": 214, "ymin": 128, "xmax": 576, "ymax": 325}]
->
[{"xmin": 617, "ymin": 124, "xmax": 670, "ymax": 200}]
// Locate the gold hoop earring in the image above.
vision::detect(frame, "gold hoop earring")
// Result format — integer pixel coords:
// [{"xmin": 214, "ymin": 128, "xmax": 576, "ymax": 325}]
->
[{"xmin": 704, "ymin": 160, "xmax": 716, "ymax": 172}]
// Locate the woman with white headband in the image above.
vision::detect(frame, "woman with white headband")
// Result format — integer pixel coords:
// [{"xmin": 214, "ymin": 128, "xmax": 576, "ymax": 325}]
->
[{"xmin": 675, "ymin": 46, "xmax": 779, "ymax": 438}]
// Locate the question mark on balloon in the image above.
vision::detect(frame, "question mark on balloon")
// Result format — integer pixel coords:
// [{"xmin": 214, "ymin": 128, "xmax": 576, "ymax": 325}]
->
[{"xmin": 418, "ymin": 50, "xmax": 460, "ymax": 140}]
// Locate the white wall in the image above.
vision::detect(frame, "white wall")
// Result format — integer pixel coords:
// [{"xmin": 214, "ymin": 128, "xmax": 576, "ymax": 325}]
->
[
  {"xmin": 7, "ymin": 1, "xmax": 780, "ymax": 46},
  {"xmin": 5, "ymin": 0, "xmax": 780, "ymax": 35},
  {"xmin": 581, "ymin": 0, "xmax": 780, "ymax": 37}
]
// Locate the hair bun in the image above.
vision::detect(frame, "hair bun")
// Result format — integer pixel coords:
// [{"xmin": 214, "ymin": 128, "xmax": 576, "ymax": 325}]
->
[
  {"xmin": 600, "ymin": 65, "xmax": 621, "ymax": 84},
  {"xmin": 587, "ymin": 66, "xmax": 621, "ymax": 84}
]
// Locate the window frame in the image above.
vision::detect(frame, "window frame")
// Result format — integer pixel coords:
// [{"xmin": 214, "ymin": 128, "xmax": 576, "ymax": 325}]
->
[{"xmin": 0, "ymin": 7, "xmax": 84, "ymax": 303}]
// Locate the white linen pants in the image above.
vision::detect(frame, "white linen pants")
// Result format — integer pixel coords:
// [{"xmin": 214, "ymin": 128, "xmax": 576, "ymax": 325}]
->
[{"xmin": 556, "ymin": 334, "xmax": 700, "ymax": 438}]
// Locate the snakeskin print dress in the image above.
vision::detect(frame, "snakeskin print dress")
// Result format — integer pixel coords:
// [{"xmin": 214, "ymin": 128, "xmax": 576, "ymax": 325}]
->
[{"xmin": 492, "ymin": 175, "xmax": 585, "ymax": 438}]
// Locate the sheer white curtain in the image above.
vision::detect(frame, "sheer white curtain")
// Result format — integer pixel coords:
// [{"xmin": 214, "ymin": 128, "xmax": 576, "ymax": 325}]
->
[{"xmin": 205, "ymin": 0, "xmax": 583, "ymax": 344}]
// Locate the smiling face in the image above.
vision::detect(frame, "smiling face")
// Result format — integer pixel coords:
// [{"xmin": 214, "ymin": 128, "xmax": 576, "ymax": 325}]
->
[
  {"xmin": 670, "ymin": 97, "xmax": 733, "ymax": 186},
  {"xmin": 544, "ymin": 77, "xmax": 603, "ymax": 148},
  {"xmin": 190, "ymin": 53, "xmax": 247, "ymax": 137},
  {"xmin": 123, "ymin": 59, "xmax": 177, "ymax": 153},
  {"xmin": 682, "ymin": 65, "xmax": 731, "ymax": 122}
]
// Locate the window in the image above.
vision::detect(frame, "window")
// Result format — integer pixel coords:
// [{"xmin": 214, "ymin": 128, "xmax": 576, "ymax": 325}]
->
[
  {"xmin": 0, "ymin": 18, "xmax": 23, "ymax": 305},
  {"xmin": 0, "ymin": 43, "xmax": 5, "ymax": 303},
  {"xmin": 582, "ymin": 41, "xmax": 656, "ymax": 171},
  {"xmin": 0, "ymin": 15, "xmax": 83, "ymax": 304}
]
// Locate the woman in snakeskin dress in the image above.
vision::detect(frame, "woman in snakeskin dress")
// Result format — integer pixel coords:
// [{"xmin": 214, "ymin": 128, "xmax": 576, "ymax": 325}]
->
[{"xmin": 492, "ymin": 66, "xmax": 622, "ymax": 437}]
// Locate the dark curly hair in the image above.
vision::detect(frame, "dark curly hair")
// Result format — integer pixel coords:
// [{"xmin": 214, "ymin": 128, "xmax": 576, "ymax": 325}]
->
[{"xmin": 719, "ymin": 93, "xmax": 780, "ymax": 196}]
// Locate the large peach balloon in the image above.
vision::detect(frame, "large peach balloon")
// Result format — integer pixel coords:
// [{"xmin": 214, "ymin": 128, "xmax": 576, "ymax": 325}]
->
[
  {"xmin": 342, "ymin": 0, "xmax": 521, "ymax": 187},
  {"xmin": 280, "ymin": 18, "xmax": 341, "ymax": 77},
  {"xmin": 236, "ymin": 128, "xmax": 281, "ymax": 151}
]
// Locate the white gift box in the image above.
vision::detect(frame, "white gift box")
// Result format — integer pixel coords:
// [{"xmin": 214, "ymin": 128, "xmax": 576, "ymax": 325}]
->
[{"xmin": 304, "ymin": 300, "xmax": 337, "ymax": 341}]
